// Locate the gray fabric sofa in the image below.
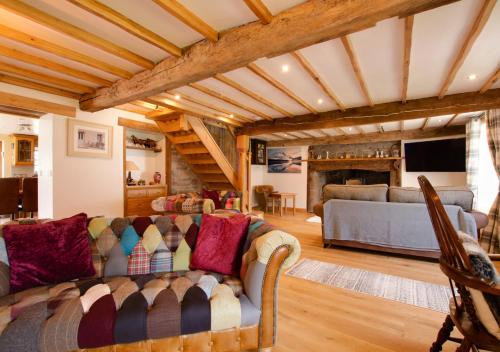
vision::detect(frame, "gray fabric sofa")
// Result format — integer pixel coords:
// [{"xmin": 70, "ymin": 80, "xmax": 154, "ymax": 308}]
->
[{"xmin": 313, "ymin": 184, "xmax": 488, "ymax": 258}]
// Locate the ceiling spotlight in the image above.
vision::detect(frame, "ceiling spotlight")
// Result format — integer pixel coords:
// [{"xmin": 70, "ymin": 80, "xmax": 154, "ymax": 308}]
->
[
  {"xmin": 468, "ymin": 73, "xmax": 477, "ymax": 80},
  {"xmin": 281, "ymin": 64, "xmax": 289, "ymax": 73},
  {"xmin": 174, "ymin": 94, "xmax": 181, "ymax": 100},
  {"xmin": 229, "ymin": 114, "xmax": 234, "ymax": 118},
  {"xmin": 348, "ymin": 127, "xmax": 352, "ymax": 131},
  {"xmin": 317, "ymin": 98, "xmax": 323, "ymax": 104}
]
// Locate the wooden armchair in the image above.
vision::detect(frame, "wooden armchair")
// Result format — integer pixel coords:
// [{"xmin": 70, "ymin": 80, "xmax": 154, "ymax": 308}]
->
[
  {"xmin": 418, "ymin": 175, "xmax": 500, "ymax": 352},
  {"xmin": 254, "ymin": 185, "xmax": 279, "ymax": 213}
]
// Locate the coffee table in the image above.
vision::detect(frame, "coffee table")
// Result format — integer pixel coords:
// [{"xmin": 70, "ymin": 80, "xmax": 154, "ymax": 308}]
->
[{"xmin": 270, "ymin": 192, "xmax": 297, "ymax": 216}]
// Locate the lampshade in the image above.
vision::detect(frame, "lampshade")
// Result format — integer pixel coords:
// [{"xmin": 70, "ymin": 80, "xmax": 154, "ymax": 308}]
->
[{"xmin": 125, "ymin": 160, "xmax": 140, "ymax": 171}]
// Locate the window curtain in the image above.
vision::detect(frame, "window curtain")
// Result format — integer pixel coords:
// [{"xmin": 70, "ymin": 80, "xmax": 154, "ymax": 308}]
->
[
  {"xmin": 466, "ymin": 115, "xmax": 482, "ymax": 209},
  {"xmin": 481, "ymin": 109, "xmax": 500, "ymax": 253}
]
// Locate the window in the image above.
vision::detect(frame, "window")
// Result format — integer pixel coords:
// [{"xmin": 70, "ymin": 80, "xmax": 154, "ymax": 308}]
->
[{"xmin": 476, "ymin": 119, "xmax": 498, "ymax": 213}]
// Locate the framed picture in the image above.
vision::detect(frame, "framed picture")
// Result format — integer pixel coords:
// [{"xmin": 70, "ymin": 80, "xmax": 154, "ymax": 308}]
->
[
  {"xmin": 251, "ymin": 139, "xmax": 267, "ymax": 165},
  {"xmin": 67, "ymin": 119, "xmax": 113, "ymax": 158},
  {"xmin": 267, "ymin": 147, "xmax": 302, "ymax": 173}
]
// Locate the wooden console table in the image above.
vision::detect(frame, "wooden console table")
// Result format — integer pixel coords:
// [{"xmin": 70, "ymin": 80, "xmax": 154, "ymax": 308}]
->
[
  {"xmin": 125, "ymin": 185, "xmax": 167, "ymax": 216},
  {"xmin": 270, "ymin": 192, "xmax": 297, "ymax": 216}
]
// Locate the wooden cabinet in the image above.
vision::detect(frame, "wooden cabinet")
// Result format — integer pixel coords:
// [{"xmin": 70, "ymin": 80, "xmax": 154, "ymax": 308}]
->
[
  {"xmin": 125, "ymin": 185, "xmax": 167, "ymax": 216},
  {"xmin": 11, "ymin": 134, "xmax": 37, "ymax": 166}
]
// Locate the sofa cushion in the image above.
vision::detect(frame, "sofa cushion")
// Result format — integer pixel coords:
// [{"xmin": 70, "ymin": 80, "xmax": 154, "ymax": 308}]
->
[
  {"xmin": 323, "ymin": 184, "xmax": 388, "ymax": 202},
  {"xmin": 202, "ymin": 189, "xmax": 222, "ymax": 209},
  {"xmin": 190, "ymin": 214, "xmax": 250, "ymax": 276},
  {"xmin": 0, "ymin": 271, "xmax": 260, "ymax": 351},
  {"xmin": 389, "ymin": 186, "xmax": 473, "ymax": 211},
  {"xmin": 2, "ymin": 214, "xmax": 95, "ymax": 293}
]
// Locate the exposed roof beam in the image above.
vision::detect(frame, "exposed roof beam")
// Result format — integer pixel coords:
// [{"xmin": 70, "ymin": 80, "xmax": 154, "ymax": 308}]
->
[
  {"xmin": 291, "ymin": 51, "xmax": 346, "ymax": 111},
  {"xmin": 244, "ymin": 0, "xmax": 273, "ymax": 24},
  {"xmin": 0, "ymin": 0, "xmax": 153, "ymax": 69},
  {"xmin": 421, "ymin": 117, "xmax": 431, "ymax": 129},
  {"xmin": 355, "ymin": 126, "xmax": 365, "ymax": 134},
  {"xmin": 400, "ymin": 120, "xmax": 405, "ymax": 131},
  {"xmin": 438, "ymin": 0, "xmax": 496, "ymax": 98},
  {"xmin": 170, "ymin": 91, "xmax": 254, "ymax": 123},
  {"xmin": 0, "ymin": 60, "xmax": 93, "ymax": 94},
  {"xmin": 79, "ymin": 0, "xmax": 457, "ymax": 111},
  {"xmin": 0, "ymin": 105, "xmax": 45, "ymax": 118},
  {"xmin": 336, "ymin": 127, "xmax": 347, "ymax": 135},
  {"xmin": 130, "ymin": 100, "xmax": 172, "ymax": 114},
  {"xmin": 0, "ymin": 24, "xmax": 132, "ymax": 79},
  {"xmin": 316, "ymin": 129, "xmax": 330, "ymax": 137},
  {"xmin": 115, "ymin": 103, "xmax": 150, "ymax": 115},
  {"xmin": 402, "ymin": 16, "xmax": 414, "ymax": 103},
  {"xmin": 0, "ymin": 74, "xmax": 80, "ymax": 99},
  {"xmin": 480, "ymin": 66, "xmax": 500, "ymax": 93},
  {"xmin": 0, "ymin": 44, "xmax": 111, "ymax": 86},
  {"xmin": 153, "ymin": 0, "xmax": 218, "ymax": 42},
  {"xmin": 268, "ymin": 125, "xmax": 465, "ymax": 147},
  {"xmin": 377, "ymin": 124, "xmax": 384, "ymax": 133},
  {"xmin": 145, "ymin": 96, "xmax": 243, "ymax": 127},
  {"xmin": 298, "ymin": 131, "xmax": 316, "ymax": 138},
  {"xmin": 68, "ymin": 0, "xmax": 181, "ymax": 57},
  {"xmin": 444, "ymin": 113, "xmax": 459, "ymax": 127},
  {"xmin": 214, "ymin": 73, "xmax": 293, "ymax": 117},
  {"xmin": 0, "ymin": 91, "xmax": 76, "ymax": 117},
  {"xmin": 189, "ymin": 82, "xmax": 273, "ymax": 120},
  {"xmin": 237, "ymin": 88, "xmax": 500, "ymax": 135},
  {"xmin": 341, "ymin": 35, "xmax": 374, "ymax": 106},
  {"xmin": 247, "ymin": 63, "xmax": 317, "ymax": 113}
]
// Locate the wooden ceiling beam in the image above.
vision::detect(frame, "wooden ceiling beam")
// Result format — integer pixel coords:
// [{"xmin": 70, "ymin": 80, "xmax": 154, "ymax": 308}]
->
[
  {"xmin": 118, "ymin": 117, "xmax": 160, "ymax": 133},
  {"xmin": 68, "ymin": 0, "xmax": 181, "ymax": 57},
  {"xmin": 169, "ymin": 91, "xmax": 254, "ymax": 123},
  {"xmin": 438, "ymin": 0, "xmax": 496, "ymax": 98},
  {"xmin": 0, "ymin": 0, "xmax": 153, "ymax": 69},
  {"xmin": 247, "ymin": 63, "xmax": 317, "ymax": 114},
  {"xmin": 0, "ymin": 91, "xmax": 76, "ymax": 117},
  {"xmin": 400, "ymin": 120, "xmax": 405, "ymax": 131},
  {"xmin": 189, "ymin": 82, "xmax": 273, "ymax": 120},
  {"xmin": 153, "ymin": 0, "xmax": 218, "ymax": 42},
  {"xmin": 0, "ymin": 74, "xmax": 81, "ymax": 99},
  {"xmin": 0, "ymin": 44, "xmax": 111, "ymax": 86},
  {"xmin": 244, "ymin": 0, "xmax": 273, "ymax": 24},
  {"xmin": 421, "ymin": 117, "xmax": 430, "ymax": 129},
  {"xmin": 356, "ymin": 126, "xmax": 365, "ymax": 134},
  {"xmin": 130, "ymin": 100, "xmax": 170, "ymax": 113},
  {"xmin": 145, "ymin": 96, "xmax": 243, "ymax": 127},
  {"xmin": 0, "ymin": 60, "xmax": 94, "ymax": 94},
  {"xmin": 267, "ymin": 125, "xmax": 465, "ymax": 147},
  {"xmin": 341, "ymin": 35, "xmax": 374, "ymax": 106},
  {"xmin": 480, "ymin": 66, "xmax": 500, "ymax": 93},
  {"xmin": 214, "ymin": 73, "xmax": 292, "ymax": 117},
  {"xmin": 316, "ymin": 129, "xmax": 330, "ymax": 137},
  {"xmin": 444, "ymin": 113, "xmax": 459, "ymax": 127},
  {"xmin": 0, "ymin": 24, "xmax": 132, "ymax": 79},
  {"xmin": 79, "ymin": 0, "xmax": 457, "ymax": 111},
  {"xmin": 402, "ymin": 16, "xmax": 414, "ymax": 103},
  {"xmin": 237, "ymin": 88, "xmax": 500, "ymax": 135},
  {"xmin": 291, "ymin": 51, "xmax": 346, "ymax": 111},
  {"xmin": 0, "ymin": 105, "xmax": 44, "ymax": 118},
  {"xmin": 115, "ymin": 104, "xmax": 150, "ymax": 115}
]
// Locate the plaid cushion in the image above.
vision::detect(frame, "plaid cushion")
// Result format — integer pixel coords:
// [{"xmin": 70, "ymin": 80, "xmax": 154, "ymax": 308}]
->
[
  {"xmin": 127, "ymin": 242, "xmax": 150, "ymax": 275},
  {"xmin": 150, "ymin": 243, "xmax": 173, "ymax": 273}
]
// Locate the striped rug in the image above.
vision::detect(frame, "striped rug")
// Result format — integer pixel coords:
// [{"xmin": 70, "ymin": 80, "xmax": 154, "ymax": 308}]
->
[{"xmin": 285, "ymin": 258, "xmax": 452, "ymax": 313}]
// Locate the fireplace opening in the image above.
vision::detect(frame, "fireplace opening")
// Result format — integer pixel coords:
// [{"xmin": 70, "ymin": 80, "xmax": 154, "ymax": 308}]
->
[{"xmin": 324, "ymin": 169, "xmax": 390, "ymax": 186}]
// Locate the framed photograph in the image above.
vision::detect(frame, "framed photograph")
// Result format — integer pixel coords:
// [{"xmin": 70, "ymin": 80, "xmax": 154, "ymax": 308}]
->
[
  {"xmin": 67, "ymin": 119, "xmax": 113, "ymax": 158},
  {"xmin": 267, "ymin": 147, "xmax": 302, "ymax": 173},
  {"xmin": 251, "ymin": 139, "xmax": 267, "ymax": 165}
]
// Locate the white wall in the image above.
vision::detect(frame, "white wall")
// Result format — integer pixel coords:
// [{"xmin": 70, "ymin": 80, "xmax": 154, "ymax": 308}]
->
[
  {"xmin": 250, "ymin": 146, "xmax": 308, "ymax": 209},
  {"xmin": 401, "ymin": 135, "xmax": 467, "ymax": 187}
]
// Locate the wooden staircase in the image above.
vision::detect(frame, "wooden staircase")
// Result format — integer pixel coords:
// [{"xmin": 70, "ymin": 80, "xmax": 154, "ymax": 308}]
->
[{"xmin": 153, "ymin": 113, "xmax": 239, "ymax": 191}]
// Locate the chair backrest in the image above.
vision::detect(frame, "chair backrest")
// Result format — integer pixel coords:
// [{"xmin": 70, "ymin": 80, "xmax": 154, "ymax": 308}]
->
[
  {"xmin": 22, "ymin": 177, "xmax": 38, "ymax": 213},
  {"xmin": 0, "ymin": 178, "xmax": 20, "ymax": 216}
]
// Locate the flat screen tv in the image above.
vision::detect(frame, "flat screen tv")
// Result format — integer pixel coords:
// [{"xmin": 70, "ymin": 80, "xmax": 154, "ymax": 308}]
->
[{"xmin": 404, "ymin": 138, "xmax": 466, "ymax": 172}]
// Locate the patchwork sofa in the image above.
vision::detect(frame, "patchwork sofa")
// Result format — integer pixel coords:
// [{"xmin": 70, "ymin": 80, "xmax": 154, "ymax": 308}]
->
[
  {"xmin": 0, "ymin": 213, "xmax": 300, "ymax": 352},
  {"xmin": 313, "ymin": 184, "xmax": 488, "ymax": 258}
]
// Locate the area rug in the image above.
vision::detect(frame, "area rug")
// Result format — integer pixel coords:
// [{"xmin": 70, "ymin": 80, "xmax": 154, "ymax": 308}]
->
[
  {"xmin": 305, "ymin": 216, "xmax": 322, "ymax": 223},
  {"xmin": 285, "ymin": 258, "xmax": 452, "ymax": 313}
]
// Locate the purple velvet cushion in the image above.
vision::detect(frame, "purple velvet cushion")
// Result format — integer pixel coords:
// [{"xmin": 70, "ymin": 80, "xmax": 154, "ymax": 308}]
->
[
  {"xmin": 3, "ymin": 213, "xmax": 95, "ymax": 293},
  {"xmin": 202, "ymin": 189, "xmax": 222, "ymax": 209}
]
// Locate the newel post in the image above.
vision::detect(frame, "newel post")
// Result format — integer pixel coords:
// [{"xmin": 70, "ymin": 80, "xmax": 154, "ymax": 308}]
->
[{"xmin": 237, "ymin": 135, "xmax": 250, "ymax": 213}]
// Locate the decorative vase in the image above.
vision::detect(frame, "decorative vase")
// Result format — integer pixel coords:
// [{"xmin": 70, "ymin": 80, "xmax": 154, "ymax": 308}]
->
[{"xmin": 153, "ymin": 172, "xmax": 161, "ymax": 184}]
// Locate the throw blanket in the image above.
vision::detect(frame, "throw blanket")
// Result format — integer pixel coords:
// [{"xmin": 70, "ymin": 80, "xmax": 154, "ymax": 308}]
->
[{"xmin": 151, "ymin": 196, "xmax": 215, "ymax": 214}]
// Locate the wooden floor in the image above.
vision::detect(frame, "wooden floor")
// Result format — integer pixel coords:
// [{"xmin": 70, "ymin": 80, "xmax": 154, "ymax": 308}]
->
[{"xmin": 266, "ymin": 211, "xmax": 461, "ymax": 352}]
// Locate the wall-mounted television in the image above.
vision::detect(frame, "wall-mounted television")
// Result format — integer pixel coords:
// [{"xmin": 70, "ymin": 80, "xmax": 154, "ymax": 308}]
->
[{"xmin": 404, "ymin": 138, "xmax": 466, "ymax": 172}]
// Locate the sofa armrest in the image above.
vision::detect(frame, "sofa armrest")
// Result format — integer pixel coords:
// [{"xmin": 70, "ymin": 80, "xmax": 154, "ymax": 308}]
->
[
  {"xmin": 313, "ymin": 203, "xmax": 324, "ymax": 219},
  {"xmin": 240, "ymin": 230, "xmax": 300, "ymax": 349}
]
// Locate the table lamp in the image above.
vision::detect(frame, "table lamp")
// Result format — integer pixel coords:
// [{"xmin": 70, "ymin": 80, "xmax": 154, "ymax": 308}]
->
[{"xmin": 125, "ymin": 160, "xmax": 139, "ymax": 185}]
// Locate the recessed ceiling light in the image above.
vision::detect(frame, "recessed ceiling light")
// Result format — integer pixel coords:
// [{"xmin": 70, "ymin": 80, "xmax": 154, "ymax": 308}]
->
[
  {"xmin": 174, "ymin": 94, "xmax": 181, "ymax": 100},
  {"xmin": 348, "ymin": 127, "xmax": 352, "ymax": 131},
  {"xmin": 317, "ymin": 98, "xmax": 323, "ymax": 104},
  {"xmin": 229, "ymin": 114, "xmax": 234, "ymax": 118},
  {"xmin": 281, "ymin": 64, "xmax": 289, "ymax": 73},
  {"xmin": 438, "ymin": 118, "xmax": 442, "ymax": 123},
  {"xmin": 468, "ymin": 74, "xmax": 477, "ymax": 80}
]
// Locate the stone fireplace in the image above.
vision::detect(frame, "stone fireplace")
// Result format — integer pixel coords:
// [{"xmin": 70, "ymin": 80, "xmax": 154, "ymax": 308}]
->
[{"xmin": 307, "ymin": 141, "xmax": 401, "ymax": 211}]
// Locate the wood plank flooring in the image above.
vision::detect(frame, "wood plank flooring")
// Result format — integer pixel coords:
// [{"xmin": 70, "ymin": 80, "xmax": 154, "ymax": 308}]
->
[{"xmin": 266, "ymin": 212, "xmax": 460, "ymax": 352}]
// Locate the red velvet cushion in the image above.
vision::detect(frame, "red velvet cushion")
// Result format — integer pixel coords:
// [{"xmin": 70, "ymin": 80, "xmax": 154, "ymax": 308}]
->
[
  {"xmin": 202, "ymin": 189, "xmax": 222, "ymax": 210},
  {"xmin": 3, "ymin": 213, "xmax": 95, "ymax": 293},
  {"xmin": 190, "ymin": 214, "xmax": 250, "ymax": 276}
]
